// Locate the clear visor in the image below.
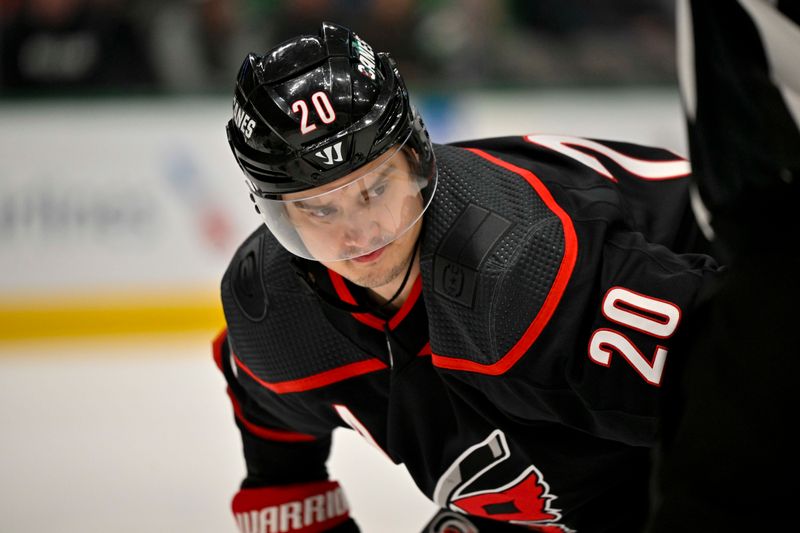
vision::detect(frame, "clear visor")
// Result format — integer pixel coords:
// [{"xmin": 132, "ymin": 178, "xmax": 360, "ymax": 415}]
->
[{"xmin": 252, "ymin": 135, "xmax": 437, "ymax": 262}]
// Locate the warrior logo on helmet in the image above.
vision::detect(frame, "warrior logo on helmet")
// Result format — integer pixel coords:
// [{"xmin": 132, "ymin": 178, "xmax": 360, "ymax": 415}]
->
[{"xmin": 315, "ymin": 141, "xmax": 345, "ymax": 166}]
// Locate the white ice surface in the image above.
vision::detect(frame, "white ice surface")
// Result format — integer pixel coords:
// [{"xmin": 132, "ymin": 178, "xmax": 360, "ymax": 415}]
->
[{"xmin": 0, "ymin": 335, "xmax": 437, "ymax": 533}]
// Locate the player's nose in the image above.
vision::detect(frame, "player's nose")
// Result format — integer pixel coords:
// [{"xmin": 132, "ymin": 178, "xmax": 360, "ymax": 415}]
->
[{"xmin": 340, "ymin": 211, "xmax": 381, "ymax": 250}]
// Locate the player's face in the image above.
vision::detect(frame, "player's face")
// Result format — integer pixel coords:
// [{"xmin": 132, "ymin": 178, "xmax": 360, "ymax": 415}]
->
[
  {"xmin": 319, "ymin": 210, "xmax": 422, "ymax": 291},
  {"xmin": 284, "ymin": 149, "xmax": 424, "ymax": 289}
]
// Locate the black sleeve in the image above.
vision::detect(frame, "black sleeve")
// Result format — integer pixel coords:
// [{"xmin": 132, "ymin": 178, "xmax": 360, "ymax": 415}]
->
[
  {"xmin": 214, "ymin": 329, "xmax": 332, "ymax": 487},
  {"xmin": 214, "ymin": 329, "xmax": 361, "ymax": 531}
]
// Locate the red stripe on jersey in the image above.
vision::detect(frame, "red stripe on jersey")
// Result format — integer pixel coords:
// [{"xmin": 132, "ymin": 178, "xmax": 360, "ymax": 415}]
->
[
  {"xmin": 226, "ymin": 388, "xmax": 317, "ymax": 442},
  {"xmin": 327, "ymin": 270, "xmax": 423, "ymax": 331},
  {"xmin": 388, "ymin": 276, "xmax": 423, "ymax": 330},
  {"xmin": 233, "ymin": 353, "xmax": 388, "ymax": 393},
  {"xmin": 431, "ymin": 149, "xmax": 578, "ymax": 375},
  {"xmin": 212, "ymin": 327, "xmax": 228, "ymax": 372},
  {"xmin": 417, "ymin": 341, "xmax": 432, "ymax": 357},
  {"xmin": 328, "ymin": 270, "xmax": 385, "ymax": 330}
]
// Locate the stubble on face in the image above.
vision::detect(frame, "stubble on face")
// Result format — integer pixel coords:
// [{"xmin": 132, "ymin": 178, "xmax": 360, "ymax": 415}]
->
[
  {"xmin": 322, "ymin": 219, "xmax": 421, "ymax": 292},
  {"xmin": 347, "ymin": 247, "xmax": 412, "ymax": 289}
]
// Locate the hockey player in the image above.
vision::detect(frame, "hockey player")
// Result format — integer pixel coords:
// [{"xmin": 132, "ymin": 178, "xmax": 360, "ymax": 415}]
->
[
  {"xmin": 646, "ymin": 1, "xmax": 800, "ymax": 531},
  {"xmin": 216, "ymin": 22, "xmax": 720, "ymax": 532}
]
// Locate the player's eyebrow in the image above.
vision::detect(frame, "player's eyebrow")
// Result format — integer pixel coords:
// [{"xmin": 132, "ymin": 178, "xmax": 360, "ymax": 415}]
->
[
  {"xmin": 293, "ymin": 199, "xmax": 332, "ymax": 210},
  {"xmin": 376, "ymin": 162, "xmax": 401, "ymax": 180},
  {"xmin": 370, "ymin": 170, "xmax": 392, "ymax": 187},
  {"xmin": 364, "ymin": 165, "xmax": 396, "ymax": 188},
  {"xmin": 356, "ymin": 170, "xmax": 392, "ymax": 200},
  {"xmin": 293, "ymin": 164, "xmax": 397, "ymax": 208}
]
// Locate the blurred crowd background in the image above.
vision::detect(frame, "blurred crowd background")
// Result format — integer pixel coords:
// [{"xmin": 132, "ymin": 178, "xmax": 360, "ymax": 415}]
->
[{"xmin": 1, "ymin": 0, "xmax": 678, "ymax": 96}]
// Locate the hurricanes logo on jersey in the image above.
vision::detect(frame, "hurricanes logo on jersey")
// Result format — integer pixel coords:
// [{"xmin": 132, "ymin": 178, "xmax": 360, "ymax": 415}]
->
[{"xmin": 433, "ymin": 430, "xmax": 574, "ymax": 532}]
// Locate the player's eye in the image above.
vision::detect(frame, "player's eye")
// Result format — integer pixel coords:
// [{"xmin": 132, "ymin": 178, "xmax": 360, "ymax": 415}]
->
[
  {"xmin": 369, "ymin": 182, "xmax": 387, "ymax": 197},
  {"xmin": 296, "ymin": 202, "xmax": 338, "ymax": 219},
  {"xmin": 365, "ymin": 179, "xmax": 389, "ymax": 201},
  {"xmin": 308, "ymin": 205, "xmax": 337, "ymax": 218}
]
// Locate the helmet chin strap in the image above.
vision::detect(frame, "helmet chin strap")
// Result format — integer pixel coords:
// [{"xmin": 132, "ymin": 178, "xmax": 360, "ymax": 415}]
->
[
  {"xmin": 291, "ymin": 236, "xmax": 420, "ymax": 316},
  {"xmin": 374, "ymin": 238, "xmax": 419, "ymax": 313}
]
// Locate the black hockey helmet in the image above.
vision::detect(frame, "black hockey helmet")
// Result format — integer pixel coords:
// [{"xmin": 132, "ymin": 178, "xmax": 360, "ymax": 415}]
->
[
  {"xmin": 225, "ymin": 22, "xmax": 437, "ymax": 261},
  {"xmin": 226, "ymin": 21, "xmax": 434, "ymax": 196}
]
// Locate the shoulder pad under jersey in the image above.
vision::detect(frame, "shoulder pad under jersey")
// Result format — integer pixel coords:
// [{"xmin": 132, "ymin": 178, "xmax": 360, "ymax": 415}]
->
[
  {"xmin": 422, "ymin": 145, "xmax": 577, "ymax": 374},
  {"xmin": 229, "ymin": 228, "xmax": 269, "ymax": 322}
]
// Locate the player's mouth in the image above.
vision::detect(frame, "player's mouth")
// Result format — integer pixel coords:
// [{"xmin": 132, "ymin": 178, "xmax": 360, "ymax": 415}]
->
[{"xmin": 350, "ymin": 245, "xmax": 387, "ymax": 263}]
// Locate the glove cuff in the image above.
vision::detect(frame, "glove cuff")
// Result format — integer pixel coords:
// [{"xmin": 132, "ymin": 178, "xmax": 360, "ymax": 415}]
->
[{"xmin": 232, "ymin": 480, "xmax": 350, "ymax": 532}]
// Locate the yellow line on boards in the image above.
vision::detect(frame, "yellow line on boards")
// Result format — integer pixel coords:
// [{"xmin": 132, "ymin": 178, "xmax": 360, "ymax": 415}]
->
[{"xmin": 0, "ymin": 291, "xmax": 226, "ymax": 342}]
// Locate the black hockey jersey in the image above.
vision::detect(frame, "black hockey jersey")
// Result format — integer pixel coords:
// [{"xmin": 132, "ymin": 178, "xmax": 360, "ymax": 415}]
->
[{"xmin": 215, "ymin": 136, "xmax": 719, "ymax": 533}]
